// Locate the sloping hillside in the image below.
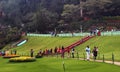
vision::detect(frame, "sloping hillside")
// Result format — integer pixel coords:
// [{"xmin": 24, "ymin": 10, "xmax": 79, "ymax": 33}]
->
[
  {"xmin": 3, "ymin": 36, "xmax": 120, "ymax": 61},
  {"xmin": 10, "ymin": 36, "xmax": 82, "ymax": 53},
  {"xmin": 75, "ymin": 36, "xmax": 120, "ymax": 61}
]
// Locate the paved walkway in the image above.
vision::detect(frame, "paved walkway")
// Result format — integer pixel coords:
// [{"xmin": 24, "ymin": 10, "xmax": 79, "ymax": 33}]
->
[
  {"xmin": 78, "ymin": 58, "xmax": 120, "ymax": 66},
  {"xmin": 96, "ymin": 60, "xmax": 120, "ymax": 66}
]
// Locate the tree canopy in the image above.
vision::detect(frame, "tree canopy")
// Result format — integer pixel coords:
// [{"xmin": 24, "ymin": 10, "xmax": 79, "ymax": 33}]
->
[{"xmin": 0, "ymin": 0, "xmax": 119, "ymax": 33}]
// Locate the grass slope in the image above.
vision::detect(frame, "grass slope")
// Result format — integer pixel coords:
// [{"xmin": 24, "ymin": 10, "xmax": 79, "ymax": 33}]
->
[
  {"xmin": 0, "ymin": 57, "xmax": 120, "ymax": 72},
  {"xmin": 3, "ymin": 36, "xmax": 120, "ymax": 61},
  {"xmin": 75, "ymin": 36, "xmax": 120, "ymax": 61},
  {"xmin": 1, "ymin": 36, "xmax": 120, "ymax": 72},
  {"xmin": 9, "ymin": 36, "xmax": 82, "ymax": 53}
]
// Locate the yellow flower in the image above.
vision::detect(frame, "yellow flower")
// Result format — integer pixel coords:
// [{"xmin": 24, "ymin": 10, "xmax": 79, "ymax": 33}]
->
[{"xmin": 9, "ymin": 56, "xmax": 36, "ymax": 62}]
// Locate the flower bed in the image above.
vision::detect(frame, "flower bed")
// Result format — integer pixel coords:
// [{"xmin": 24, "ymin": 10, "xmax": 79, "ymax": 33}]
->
[
  {"xmin": 9, "ymin": 57, "xmax": 36, "ymax": 62},
  {"xmin": 3, "ymin": 55, "xmax": 20, "ymax": 58}
]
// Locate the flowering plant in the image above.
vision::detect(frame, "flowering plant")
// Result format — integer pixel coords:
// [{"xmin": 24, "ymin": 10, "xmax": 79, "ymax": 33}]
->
[
  {"xmin": 9, "ymin": 56, "xmax": 36, "ymax": 62},
  {"xmin": 3, "ymin": 54, "xmax": 20, "ymax": 58}
]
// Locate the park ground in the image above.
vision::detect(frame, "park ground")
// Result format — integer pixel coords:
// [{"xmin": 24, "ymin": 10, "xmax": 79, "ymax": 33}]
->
[
  {"xmin": 1, "ymin": 36, "xmax": 120, "ymax": 72},
  {"xmin": 0, "ymin": 57, "xmax": 120, "ymax": 72}
]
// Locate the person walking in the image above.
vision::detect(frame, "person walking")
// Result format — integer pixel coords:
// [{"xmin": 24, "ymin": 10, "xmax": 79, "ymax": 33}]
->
[
  {"xmin": 30, "ymin": 49, "xmax": 34, "ymax": 57},
  {"xmin": 67, "ymin": 47, "xmax": 70, "ymax": 58},
  {"xmin": 14, "ymin": 50, "xmax": 17, "ymax": 55},
  {"xmin": 85, "ymin": 46, "xmax": 90, "ymax": 61},
  {"xmin": 92, "ymin": 47, "xmax": 98, "ymax": 60},
  {"xmin": 54, "ymin": 47, "xmax": 57, "ymax": 54},
  {"xmin": 61, "ymin": 46, "xmax": 65, "ymax": 58},
  {"xmin": 39, "ymin": 49, "xmax": 42, "ymax": 55},
  {"xmin": 71, "ymin": 48, "xmax": 75, "ymax": 58}
]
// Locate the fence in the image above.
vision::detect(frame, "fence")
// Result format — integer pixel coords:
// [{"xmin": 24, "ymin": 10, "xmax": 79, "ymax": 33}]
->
[
  {"xmin": 27, "ymin": 33, "xmax": 90, "ymax": 37},
  {"xmin": 16, "ymin": 50, "xmax": 119, "ymax": 66},
  {"xmin": 101, "ymin": 31, "xmax": 120, "ymax": 36},
  {"xmin": 27, "ymin": 31, "xmax": 120, "ymax": 37}
]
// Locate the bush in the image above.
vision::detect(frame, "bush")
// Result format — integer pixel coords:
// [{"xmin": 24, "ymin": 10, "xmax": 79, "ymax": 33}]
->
[
  {"xmin": 9, "ymin": 57, "xmax": 36, "ymax": 62},
  {"xmin": 35, "ymin": 55, "xmax": 42, "ymax": 58},
  {"xmin": 3, "ymin": 55, "xmax": 20, "ymax": 58},
  {"xmin": 35, "ymin": 53, "xmax": 43, "ymax": 58}
]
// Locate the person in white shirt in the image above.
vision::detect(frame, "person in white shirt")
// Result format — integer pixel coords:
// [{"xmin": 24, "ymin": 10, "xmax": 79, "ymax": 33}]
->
[
  {"xmin": 85, "ymin": 46, "xmax": 90, "ymax": 61},
  {"xmin": 71, "ymin": 48, "xmax": 75, "ymax": 58}
]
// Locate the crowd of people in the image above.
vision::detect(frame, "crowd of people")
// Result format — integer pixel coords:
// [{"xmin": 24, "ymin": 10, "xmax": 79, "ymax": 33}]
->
[
  {"xmin": 0, "ymin": 49, "xmax": 17, "ymax": 56},
  {"xmin": 30, "ymin": 46, "xmax": 76, "ymax": 59},
  {"xmin": 30, "ymin": 45, "xmax": 98, "ymax": 61},
  {"xmin": 0, "ymin": 45, "xmax": 98, "ymax": 61},
  {"xmin": 90, "ymin": 29, "xmax": 101, "ymax": 36},
  {"xmin": 33, "ymin": 46, "xmax": 68, "ymax": 58}
]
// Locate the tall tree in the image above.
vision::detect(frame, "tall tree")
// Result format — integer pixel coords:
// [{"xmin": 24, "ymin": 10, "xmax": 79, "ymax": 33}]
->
[
  {"xmin": 82, "ymin": 0, "xmax": 112, "ymax": 19},
  {"xmin": 61, "ymin": 4, "xmax": 81, "ymax": 31}
]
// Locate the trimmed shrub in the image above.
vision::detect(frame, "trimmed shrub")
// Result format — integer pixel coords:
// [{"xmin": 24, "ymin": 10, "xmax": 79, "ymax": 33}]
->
[
  {"xmin": 35, "ymin": 55, "xmax": 42, "ymax": 58},
  {"xmin": 35, "ymin": 53, "xmax": 42, "ymax": 58},
  {"xmin": 9, "ymin": 57, "xmax": 36, "ymax": 62},
  {"xmin": 3, "ymin": 55, "xmax": 20, "ymax": 58}
]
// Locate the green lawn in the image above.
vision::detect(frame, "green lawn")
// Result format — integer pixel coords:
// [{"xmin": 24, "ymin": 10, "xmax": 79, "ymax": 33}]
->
[
  {"xmin": 0, "ymin": 57, "xmax": 120, "ymax": 72},
  {"xmin": 75, "ymin": 36, "xmax": 120, "ymax": 61},
  {"xmin": 1, "ymin": 36, "xmax": 120, "ymax": 72},
  {"xmin": 3, "ymin": 36, "xmax": 120, "ymax": 61},
  {"xmin": 3, "ymin": 36, "xmax": 82, "ymax": 54}
]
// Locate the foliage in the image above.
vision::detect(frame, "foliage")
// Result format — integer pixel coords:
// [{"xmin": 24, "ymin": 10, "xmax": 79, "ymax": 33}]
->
[
  {"xmin": 60, "ymin": 4, "xmax": 81, "ymax": 31},
  {"xmin": 62, "ymin": 4, "xmax": 80, "ymax": 22},
  {"xmin": 0, "ymin": 0, "xmax": 120, "ymax": 33},
  {"xmin": 82, "ymin": 0, "xmax": 112, "ymax": 19},
  {"xmin": 103, "ymin": 16, "xmax": 120, "ymax": 20},
  {"xmin": 0, "ymin": 26, "xmax": 21, "ymax": 49},
  {"xmin": 34, "ymin": 8, "xmax": 59, "ymax": 33}
]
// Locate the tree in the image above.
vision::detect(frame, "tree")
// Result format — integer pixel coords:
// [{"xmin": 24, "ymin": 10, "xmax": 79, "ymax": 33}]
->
[
  {"xmin": 63, "ymin": 0, "xmax": 80, "ymax": 5},
  {"xmin": 0, "ymin": 0, "xmax": 119, "ymax": 33},
  {"xmin": 25, "ymin": 8, "xmax": 59, "ymax": 33},
  {"xmin": 103, "ymin": 0, "xmax": 120, "ymax": 16},
  {"xmin": 82, "ymin": 0, "xmax": 112, "ymax": 19},
  {"xmin": 61, "ymin": 4, "xmax": 81, "ymax": 31}
]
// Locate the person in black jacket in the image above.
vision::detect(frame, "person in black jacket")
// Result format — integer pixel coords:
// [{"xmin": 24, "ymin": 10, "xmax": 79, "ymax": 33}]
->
[
  {"xmin": 92, "ymin": 47, "xmax": 98, "ymax": 60},
  {"xmin": 30, "ymin": 49, "xmax": 34, "ymax": 57}
]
